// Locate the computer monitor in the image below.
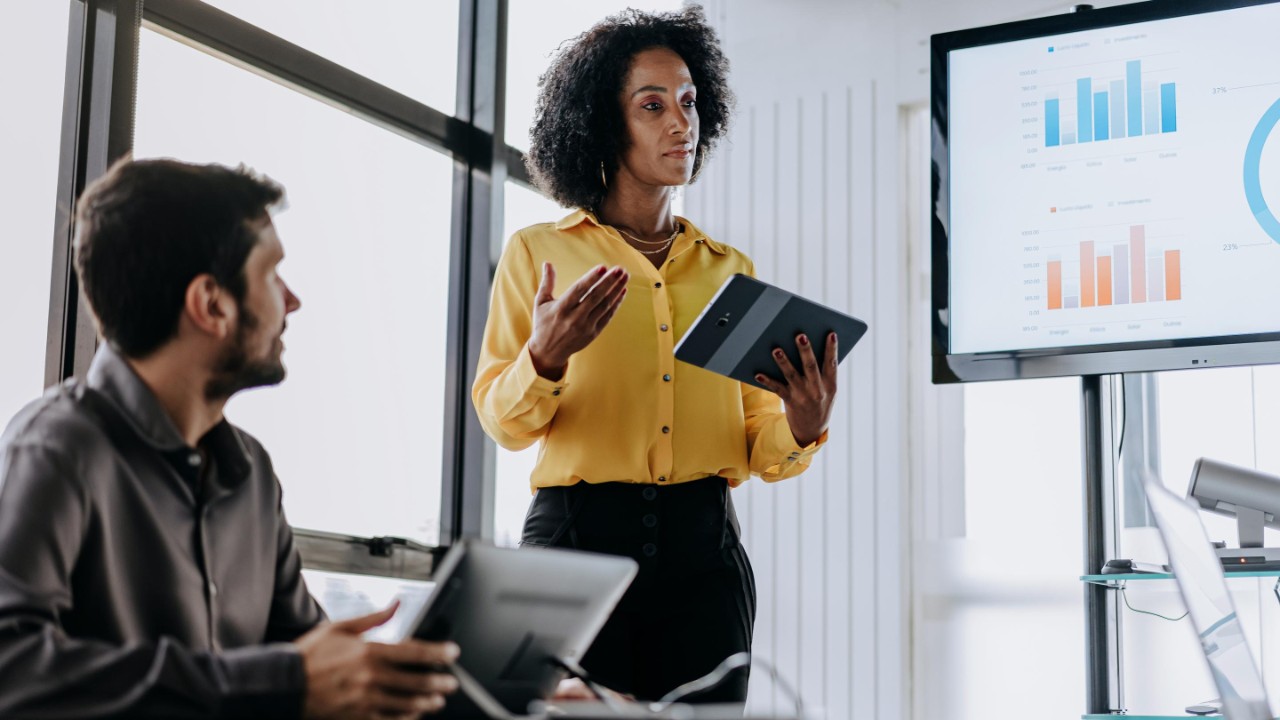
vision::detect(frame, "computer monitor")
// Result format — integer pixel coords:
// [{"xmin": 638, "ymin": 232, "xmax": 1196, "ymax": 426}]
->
[
  {"xmin": 1143, "ymin": 473, "xmax": 1274, "ymax": 719},
  {"xmin": 402, "ymin": 540, "xmax": 638, "ymax": 718},
  {"xmin": 932, "ymin": 0, "xmax": 1280, "ymax": 383}
]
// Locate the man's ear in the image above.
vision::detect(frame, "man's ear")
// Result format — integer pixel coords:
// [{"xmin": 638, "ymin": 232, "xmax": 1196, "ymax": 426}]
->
[{"xmin": 183, "ymin": 274, "xmax": 236, "ymax": 339}]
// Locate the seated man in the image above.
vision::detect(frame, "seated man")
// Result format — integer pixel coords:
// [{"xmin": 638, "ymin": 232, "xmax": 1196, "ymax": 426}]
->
[{"xmin": 0, "ymin": 158, "xmax": 457, "ymax": 719}]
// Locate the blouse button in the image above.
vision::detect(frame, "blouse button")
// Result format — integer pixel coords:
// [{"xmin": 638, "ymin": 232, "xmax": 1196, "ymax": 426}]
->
[
  {"xmin": 654, "ymin": 282, "xmax": 663, "ymax": 288},
  {"xmin": 661, "ymin": 426, "xmax": 670, "ymax": 434},
  {"xmin": 662, "ymin": 374, "xmax": 671, "ymax": 382},
  {"xmin": 660, "ymin": 324, "xmax": 669, "ymax": 332}
]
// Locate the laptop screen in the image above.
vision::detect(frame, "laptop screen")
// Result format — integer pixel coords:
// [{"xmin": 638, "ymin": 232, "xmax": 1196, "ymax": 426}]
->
[{"xmin": 1144, "ymin": 473, "xmax": 1273, "ymax": 719}]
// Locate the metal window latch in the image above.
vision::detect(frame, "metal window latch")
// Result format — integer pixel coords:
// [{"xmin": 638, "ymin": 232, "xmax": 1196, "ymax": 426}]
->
[{"xmin": 366, "ymin": 536, "xmax": 408, "ymax": 557}]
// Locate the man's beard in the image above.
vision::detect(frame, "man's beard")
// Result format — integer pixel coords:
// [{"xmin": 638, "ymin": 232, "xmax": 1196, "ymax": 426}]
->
[{"xmin": 205, "ymin": 305, "xmax": 286, "ymax": 400}]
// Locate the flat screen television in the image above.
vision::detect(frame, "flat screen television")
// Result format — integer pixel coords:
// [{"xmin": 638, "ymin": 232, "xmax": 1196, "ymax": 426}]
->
[{"xmin": 932, "ymin": 0, "xmax": 1280, "ymax": 383}]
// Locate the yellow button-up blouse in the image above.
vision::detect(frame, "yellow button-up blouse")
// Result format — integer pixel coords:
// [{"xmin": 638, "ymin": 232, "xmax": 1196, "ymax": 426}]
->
[{"xmin": 472, "ymin": 209, "xmax": 826, "ymax": 491}]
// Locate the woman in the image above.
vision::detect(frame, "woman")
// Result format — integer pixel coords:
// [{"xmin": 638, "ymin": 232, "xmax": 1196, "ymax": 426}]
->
[{"xmin": 472, "ymin": 7, "xmax": 837, "ymax": 704}]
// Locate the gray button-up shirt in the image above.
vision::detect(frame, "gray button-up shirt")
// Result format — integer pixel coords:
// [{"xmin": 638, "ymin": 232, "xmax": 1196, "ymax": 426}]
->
[{"xmin": 0, "ymin": 345, "xmax": 325, "ymax": 718}]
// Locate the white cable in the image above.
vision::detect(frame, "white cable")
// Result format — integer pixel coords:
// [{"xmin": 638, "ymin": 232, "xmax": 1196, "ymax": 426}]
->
[
  {"xmin": 455, "ymin": 652, "xmax": 807, "ymax": 720},
  {"xmin": 653, "ymin": 652, "xmax": 804, "ymax": 718}
]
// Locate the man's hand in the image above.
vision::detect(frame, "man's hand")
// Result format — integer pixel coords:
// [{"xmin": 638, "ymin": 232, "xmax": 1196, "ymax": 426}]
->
[
  {"xmin": 552, "ymin": 678, "xmax": 635, "ymax": 703},
  {"xmin": 754, "ymin": 332, "xmax": 839, "ymax": 448},
  {"xmin": 553, "ymin": 678, "xmax": 597, "ymax": 701},
  {"xmin": 528, "ymin": 263, "xmax": 629, "ymax": 380},
  {"xmin": 295, "ymin": 602, "xmax": 460, "ymax": 720}
]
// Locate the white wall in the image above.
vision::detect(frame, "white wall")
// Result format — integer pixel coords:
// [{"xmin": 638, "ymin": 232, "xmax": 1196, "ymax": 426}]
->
[{"xmin": 691, "ymin": 2, "xmax": 907, "ymax": 716}]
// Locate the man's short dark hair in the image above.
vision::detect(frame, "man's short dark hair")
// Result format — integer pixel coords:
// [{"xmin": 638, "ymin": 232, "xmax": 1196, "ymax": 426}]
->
[
  {"xmin": 526, "ymin": 5, "xmax": 734, "ymax": 211},
  {"xmin": 74, "ymin": 158, "xmax": 285, "ymax": 358}
]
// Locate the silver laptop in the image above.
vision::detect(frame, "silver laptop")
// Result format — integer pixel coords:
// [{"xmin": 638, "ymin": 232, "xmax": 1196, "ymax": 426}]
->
[{"xmin": 1144, "ymin": 472, "xmax": 1275, "ymax": 719}]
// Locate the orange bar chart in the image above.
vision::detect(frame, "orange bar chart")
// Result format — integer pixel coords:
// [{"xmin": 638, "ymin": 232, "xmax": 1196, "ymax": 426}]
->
[
  {"xmin": 1043, "ymin": 224, "xmax": 1182, "ymax": 311},
  {"xmin": 1097, "ymin": 256, "xmax": 1113, "ymax": 306},
  {"xmin": 1048, "ymin": 260, "xmax": 1063, "ymax": 310},
  {"xmin": 1165, "ymin": 250, "xmax": 1181, "ymax": 301}
]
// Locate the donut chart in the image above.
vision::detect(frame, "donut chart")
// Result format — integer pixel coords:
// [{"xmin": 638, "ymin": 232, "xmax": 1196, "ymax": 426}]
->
[{"xmin": 1244, "ymin": 97, "xmax": 1280, "ymax": 244}]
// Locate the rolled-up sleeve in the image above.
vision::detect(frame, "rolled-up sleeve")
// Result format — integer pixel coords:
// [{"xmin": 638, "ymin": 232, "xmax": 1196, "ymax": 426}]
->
[
  {"xmin": 472, "ymin": 233, "xmax": 568, "ymax": 450},
  {"xmin": 0, "ymin": 443, "xmax": 306, "ymax": 719},
  {"xmin": 739, "ymin": 383, "xmax": 828, "ymax": 483}
]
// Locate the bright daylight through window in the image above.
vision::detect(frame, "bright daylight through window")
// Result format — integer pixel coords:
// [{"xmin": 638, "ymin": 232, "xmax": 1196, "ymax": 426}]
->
[
  {"xmin": 0, "ymin": 3, "xmax": 69, "ymax": 424},
  {"xmin": 135, "ymin": 28, "xmax": 453, "ymax": 545}
]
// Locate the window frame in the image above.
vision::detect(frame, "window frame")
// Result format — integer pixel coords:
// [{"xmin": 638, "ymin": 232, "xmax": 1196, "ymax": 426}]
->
[{"xmin": 47, "ymin": 0, "xmax": 538, "ymax": 578}]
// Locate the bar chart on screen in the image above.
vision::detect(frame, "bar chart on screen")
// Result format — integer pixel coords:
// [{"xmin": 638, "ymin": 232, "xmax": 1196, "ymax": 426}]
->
[
  {"xmin": 1042, "ymin": 225, "xmax": 1181, "ymax": 311},
  {"xmin": 1018, "ymin": 217, "xmax": 1190, "ymax": 342},
  {"xmin": 947, "ymin": 6, "xmax": 1280, "ymax": 354},
  {"xmin": 1038, "ymin": 57, "xmax": 1178, "ymax": 149}
]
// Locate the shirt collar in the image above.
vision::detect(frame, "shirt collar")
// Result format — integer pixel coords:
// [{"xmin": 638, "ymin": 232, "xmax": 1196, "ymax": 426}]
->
[
  {"xmin": 555, "ymin": 209, "xmax": 728, "ymax": 255},
  {"xmin": 86, "ymin": 344, "xmax": 253, "ymax": 484}
]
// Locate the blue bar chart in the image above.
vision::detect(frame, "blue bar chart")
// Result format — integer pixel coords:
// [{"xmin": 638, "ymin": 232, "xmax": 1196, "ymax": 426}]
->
[
  {"xmin": 1046, "ymin": 98, "xmax": 1060, "ymax": 146},
  {"xmin": 1043, "ymin": 59, "xmax": 1177, "ymax": 147},
  {"xmin": 1160, "ymin": 82, "xmax": 1178, "ymax": 132}
]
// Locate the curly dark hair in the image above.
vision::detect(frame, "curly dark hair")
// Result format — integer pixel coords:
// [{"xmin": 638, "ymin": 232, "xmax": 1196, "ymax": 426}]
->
[{"xmin": 526, "ymin": 5, "xmax": 734, "ymax": 210}]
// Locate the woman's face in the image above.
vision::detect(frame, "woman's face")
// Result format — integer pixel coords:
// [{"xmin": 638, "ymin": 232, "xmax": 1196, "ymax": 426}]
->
[{"xmin": 615, "ymin": 46, "xmax": 699, "ymax": 189}]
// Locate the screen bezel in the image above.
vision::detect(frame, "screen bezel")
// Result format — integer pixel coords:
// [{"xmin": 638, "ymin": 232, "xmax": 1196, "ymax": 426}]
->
[{"xmin": 931, "ymin": 0, "xmax": 1280, "ymax": 383}]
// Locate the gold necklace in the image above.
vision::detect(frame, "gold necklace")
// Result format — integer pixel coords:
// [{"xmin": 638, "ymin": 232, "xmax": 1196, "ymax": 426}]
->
[{"xmin": 616, "ymin": 223, "xmax": 681, "ymax": 255}]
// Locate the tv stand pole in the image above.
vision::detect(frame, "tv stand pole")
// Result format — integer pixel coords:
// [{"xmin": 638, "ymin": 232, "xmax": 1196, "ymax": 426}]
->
[{"xmin": 1082, "ymin": 374, "xmax": 1123, "ymax": 715}]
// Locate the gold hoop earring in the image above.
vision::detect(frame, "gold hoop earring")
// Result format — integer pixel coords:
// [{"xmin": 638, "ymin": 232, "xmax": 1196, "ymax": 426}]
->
[{"xmin": 600, "ymin": 161, "xmax": 608, "ymax": 189}]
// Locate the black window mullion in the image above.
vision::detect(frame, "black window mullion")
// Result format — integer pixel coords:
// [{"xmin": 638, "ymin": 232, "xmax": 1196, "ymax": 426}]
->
[
  {"xmin": 440, "ymin": 0, "xmax": 507, "ymax": 544},
  {"xmin": 505, "ymin": 143, "xmax": 533, "ymax": 189},
  {"xmin": 293, "ymin": 529, "xmax": 438, "ymax": 580},
  {"xmin": 141, "ymin": 0, "xmax": 473, "ymax": 158},
  {"xmin": 46, "ymin": 0, "xmax": 140, "ymax": 387}
]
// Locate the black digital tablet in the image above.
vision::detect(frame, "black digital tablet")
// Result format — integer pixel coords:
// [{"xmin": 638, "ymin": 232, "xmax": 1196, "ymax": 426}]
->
[
  {"xmin": 674, "ymin": 274, "xmax": 869, "ymax": 390},
  {"xmin": 398, "ymin": 540, "xmax": 637, "ymax": 718}
]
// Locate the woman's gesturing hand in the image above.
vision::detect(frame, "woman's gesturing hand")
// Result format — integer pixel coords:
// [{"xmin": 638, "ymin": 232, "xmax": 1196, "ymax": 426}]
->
[
  {"xmin": 754, "ymin": 332, "xmax": 838, "ymax": 448},
  {"xmin": 528, "ymin": 263, "xmax": 629, "ymax": 380}
]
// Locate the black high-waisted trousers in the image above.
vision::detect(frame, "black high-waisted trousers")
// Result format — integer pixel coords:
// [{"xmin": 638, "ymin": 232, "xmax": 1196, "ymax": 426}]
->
[{"xmin": 520, "ymin": 476, "xmax": 756, "ymax": 703}]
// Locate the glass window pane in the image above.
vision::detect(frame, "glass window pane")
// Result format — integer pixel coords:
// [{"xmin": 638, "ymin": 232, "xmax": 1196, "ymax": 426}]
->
[
  {"xmin": 1155, "ymin": 366, "xmax": 1257, "ymax": 545},
  {"xmin": 135, "ymin": 30, "xmax": 453, "ymax": 544},
  {"xmin": 962, "ymin": 376, "xmax": 1083, "ymax": 569},
  {"xmin": 492, "ymin": 181, "xmax": 565, "ymax": 547},
  {"xmin": 0, "ymin": 3, "xmax": 68, "ymax": 423},
  {"xmin": 916, "ymin": 378, "xmax": 1085, "ymax": 720},
  {"xmin": 202, "ymin": 0, "xmax": 458, "ymax": 114},
  {"xmin": 505, "ymin": 1, "xmax": 686, "ymax": 151},
  {"xmin": 1253, "ymin": 364, "xmax": 1280, "ymax": 475}
]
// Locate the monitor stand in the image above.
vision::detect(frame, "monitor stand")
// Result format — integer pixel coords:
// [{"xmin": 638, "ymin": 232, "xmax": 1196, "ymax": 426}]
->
[
  {"xmin": 1215, "ymin": 506, "xmax": 1280, "ymax": 571},
  {"xmin": 1216, "ymin": 546, "xmax": 1280, "ymax": 571}
]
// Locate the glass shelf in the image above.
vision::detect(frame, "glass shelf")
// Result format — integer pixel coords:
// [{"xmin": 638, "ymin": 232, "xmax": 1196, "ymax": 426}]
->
[
  {"xmin": 1083, "ymin": 716, "xmax": 1280, "ymax": 719},
  {"xmin": 1081, "ymin": 570, "xmax": 1280, "ymax": 587},
  {"xmin": 1081, "ymin": 571, "xmax": 1279, "ymax": 719}
]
